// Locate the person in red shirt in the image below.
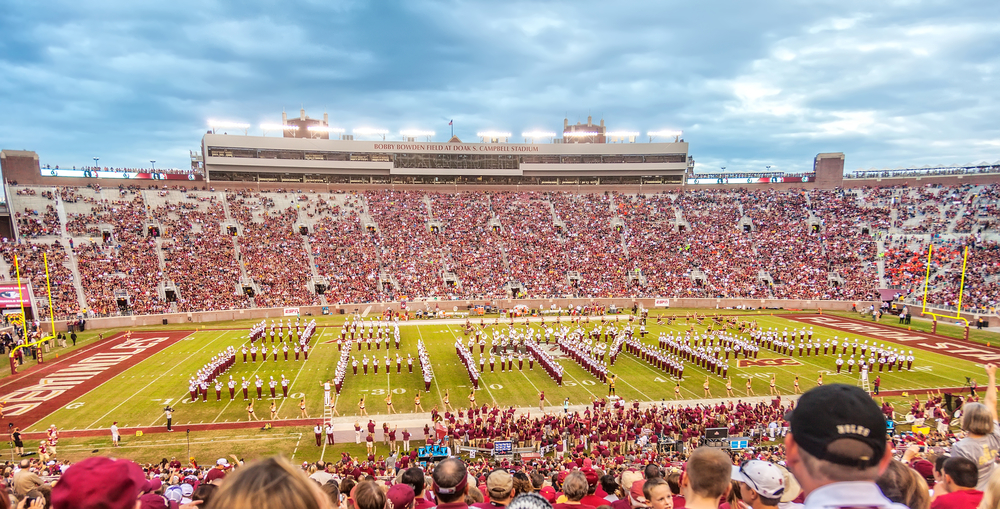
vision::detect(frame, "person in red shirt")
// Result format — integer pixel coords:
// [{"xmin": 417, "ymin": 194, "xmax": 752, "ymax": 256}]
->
[{"xmin": 931, "ymin": 457, "xmax": 983, "ymax": 509}]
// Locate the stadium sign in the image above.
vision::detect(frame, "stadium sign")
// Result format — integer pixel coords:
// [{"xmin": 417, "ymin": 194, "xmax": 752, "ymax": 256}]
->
[
  {"xmin": 687, "ymin": 176, "xmax": 813, "ymax": 184},
  {"xmin": 41, "ymin": 168, "xmax": 204, "ymax": 181},
  {"xmin": 493, "ymin": 440, "xmax": 513, "ymax": 456},
  {"xmin": 283, "ymin": 307, "xmax": 300, "ymax": 316},
  {"xmin": 0, "ymin": 284, "xmax": 32, "ymax": 308},
  {"xmin": 373, "ymin": 143, "xmax": 541, "ymax": 153},
  {"xmin": 654, "ymin": 299, "xmax": 671, "ymax": 307}
]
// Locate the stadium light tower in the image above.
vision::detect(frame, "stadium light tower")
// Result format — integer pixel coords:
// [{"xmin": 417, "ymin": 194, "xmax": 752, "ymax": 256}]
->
[
  {"xmin": 648, "ymin": 130, "xmax": 683, "ymax": 143},
  {"xmin": 606, "ymin": 131, "xmax": 640, "ymax": 143},
  {"xmin": 521, "ymin": 131, "xmax": 556, "ymax": 143},
  {"xmin": 150, "ymin": 160, "xmax": 156, "ymax": 170},
  {"xmin": 93, "ymin": 157, "xmax": 99, "ymax": 168},
  {"xmin": 260, "ymin": 124, "xmax": 301, "ymax": 136},
  {"xmin": 306, "ymin": 125, "xmax": 344, "ymax": 139},
  {"xmin": 354, "ymin": 128, "xmax": 389, "ymax": 141}
]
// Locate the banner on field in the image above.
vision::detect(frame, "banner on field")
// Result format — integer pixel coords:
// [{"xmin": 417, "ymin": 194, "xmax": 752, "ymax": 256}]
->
[
  {"xmin": 283, "ymin": 307, "xmax": 300, "ymax": 316},
  {"xmin": 654, "ymin": 299, "xmax": 670, "ymax": 307},
  {"xmin": 0, "ymin": 284, "xmax": 32, "ymax": 308}
]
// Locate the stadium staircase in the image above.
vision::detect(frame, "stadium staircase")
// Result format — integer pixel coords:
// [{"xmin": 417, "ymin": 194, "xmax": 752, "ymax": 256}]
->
[
  {"xmin": 62, "ymin": 241, "xmax": 88, "ymax": 314},
  {"xmin": 484, "ymin": 195, "xmax": 514, "ymax": 273},
  {"xmin": 222, "ymin": 199, "xmax": 257, "ymax": 308},
  {"xmin": 53, "ymin": 188, "xmax": 69, "ymax": 238},
  {"xmin": 296, "ymin": 207, "xmax": 328, "ymax": 306}
]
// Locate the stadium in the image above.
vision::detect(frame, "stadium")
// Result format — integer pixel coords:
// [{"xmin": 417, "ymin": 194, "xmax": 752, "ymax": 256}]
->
[{"xmin": 0, "ymin": 112, "xmax": 999, "ymax": 507}]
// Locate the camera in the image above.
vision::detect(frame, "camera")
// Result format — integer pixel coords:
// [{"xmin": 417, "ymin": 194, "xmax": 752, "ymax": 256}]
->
[{"xmin": 164, "ymin": 406, "xmax": 174, "ymax": 412}]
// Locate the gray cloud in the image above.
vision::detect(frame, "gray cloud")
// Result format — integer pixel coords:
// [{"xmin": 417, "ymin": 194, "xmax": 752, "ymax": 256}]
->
[{"xmin": 0, "ymin": 0, "xmax": 998, "ymax": 172}]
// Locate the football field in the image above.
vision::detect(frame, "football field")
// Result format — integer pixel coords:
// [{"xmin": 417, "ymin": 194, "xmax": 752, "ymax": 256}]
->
[{"xmin": 10, "ymin": 310, "xmax": 987, "ymax": 439}]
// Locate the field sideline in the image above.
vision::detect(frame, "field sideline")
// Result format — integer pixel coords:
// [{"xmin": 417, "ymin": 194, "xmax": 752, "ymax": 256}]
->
[{"xmin": 1, "ymin": 309, "xmax": 994, "ymax": 463}]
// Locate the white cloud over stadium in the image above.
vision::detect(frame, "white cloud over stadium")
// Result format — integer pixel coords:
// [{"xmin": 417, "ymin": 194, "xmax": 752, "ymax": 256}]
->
[{"xmin": 0, "ymin": 0, "xmax": 998, "ymax": 173}]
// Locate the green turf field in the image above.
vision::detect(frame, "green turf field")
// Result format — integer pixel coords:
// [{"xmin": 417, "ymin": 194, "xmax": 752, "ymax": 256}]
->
[{"xmin": 24, "ymin": 311, "xmax": 986, "ymax": 436}]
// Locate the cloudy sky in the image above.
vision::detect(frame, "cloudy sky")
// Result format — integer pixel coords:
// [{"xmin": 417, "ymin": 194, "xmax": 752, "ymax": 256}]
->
[{"xmin": 1, "ymin": 0, "xmax": 999, "ymax": 173}]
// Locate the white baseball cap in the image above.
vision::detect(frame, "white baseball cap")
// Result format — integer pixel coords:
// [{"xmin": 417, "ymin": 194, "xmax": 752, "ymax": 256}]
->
[{"xmin": 732, "ymin": 460, "xmax": 785, "ymax": 498}]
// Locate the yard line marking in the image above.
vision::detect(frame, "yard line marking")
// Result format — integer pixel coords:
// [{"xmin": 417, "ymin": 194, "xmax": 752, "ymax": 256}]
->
[
  {"xmin": 272, "ymin": 328, "xmax": 324, "ymax": 419},
  {"xmin": 414, "ymin": 325, "xmax": 445, "ymax": 407},
  {"xmin": 444, "ymin": 325, "xmax": 496, "ymax": 405},
  {"xmin": 87, "ymin": 331, "xmax": 225, "ymax": 430}
]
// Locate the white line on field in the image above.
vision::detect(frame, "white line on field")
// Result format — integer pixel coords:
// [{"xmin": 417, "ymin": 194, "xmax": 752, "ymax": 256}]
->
[{"xmin": 86, "ymin": 331, "xmax": 223, "ymax": 430}]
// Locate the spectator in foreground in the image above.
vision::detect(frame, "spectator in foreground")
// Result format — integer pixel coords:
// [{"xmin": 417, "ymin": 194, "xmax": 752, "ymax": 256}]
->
[
  {"xmin": 553, "ymin": 471, "xmax": 593, "ymax": 509},
  {"xmin": 207, "ymin": 456, "xmax": 331, "ymax": 509},
  {"xmin": 431, "ymin": 457, "xmax": 471, "ymax": 509},
  {"xmin": 51, "ymin": 456, "xmax": 146, "ymax": 509},
  {"xmin": 875, "ymin": 460, "xmax": 930, "ymax": 509},
  {"xmin": 731, "ymin": 460, "xmax": 785, "ymax": 509},
  {"xmin": 476, "ymin": 469, "xmax": 514, "ymax": 509},
  {"xmin": 351, "ymin": 481, "xmax": 388, "ymax": 509},
  {"xmin": 678, "ymin": 447, "xmax": 731, "ymax": 509},
  {"xmin": 642, "ymin": 478, "xmax": 673, "ymax": 509},
  {"xmin": 931, "ymin": 457, "xmax": 983, "ymax": 509},
  {"xmin": 954, "ymin": 364, "xmax": 1000, "ymax": 490},
  {"xmin": 784, "ymin": 384, "xmax": 905, "ymax": 509}
]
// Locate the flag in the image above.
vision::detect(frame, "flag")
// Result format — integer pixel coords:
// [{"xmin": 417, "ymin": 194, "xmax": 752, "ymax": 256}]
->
[{"xmin": 448, "ymin": 120, "xmax": 453, "ymax": 125}]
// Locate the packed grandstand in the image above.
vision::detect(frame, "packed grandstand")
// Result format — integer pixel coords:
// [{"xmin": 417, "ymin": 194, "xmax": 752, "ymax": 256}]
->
[{"xmin": 0, "ymin": 182, "xmax": 998, "ymax": 319}]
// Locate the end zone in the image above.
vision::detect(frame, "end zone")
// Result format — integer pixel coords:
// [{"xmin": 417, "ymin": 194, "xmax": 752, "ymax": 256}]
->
[
  {"xmin": 786, "ymin": 314, "xmax": 1000, "ymax": 364},
  {"xmin": 0, "ymin": 331, "xmax": 192, "ymax": 429}
]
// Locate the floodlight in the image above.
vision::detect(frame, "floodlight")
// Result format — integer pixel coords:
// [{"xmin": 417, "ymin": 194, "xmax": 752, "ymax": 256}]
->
[{"xmin": 563, "ymin": 131, "xmax": 600, "ymax": 137}]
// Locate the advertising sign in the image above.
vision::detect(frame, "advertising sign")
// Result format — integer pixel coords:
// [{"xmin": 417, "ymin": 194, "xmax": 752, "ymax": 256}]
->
[{"xmin": 0, "ymin": 284, "xmax": 31, "ymax": 308}]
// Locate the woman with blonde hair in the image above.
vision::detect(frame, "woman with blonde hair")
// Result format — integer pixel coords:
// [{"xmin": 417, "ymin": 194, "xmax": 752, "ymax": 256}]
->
[
  {"xmin": 955, "ymin": 364, "xmax": 1000, "ymax": 490},
  {"xmin": 875, "ymin": 460, "xmax": 930, "ymax": 509},
  {"xmin": 207, "ymin": 456, "xmax": 331, "ymax": 509},
  {"xmin": 347, "ymin": 480, "xmax": 386, "ymax": 509}
]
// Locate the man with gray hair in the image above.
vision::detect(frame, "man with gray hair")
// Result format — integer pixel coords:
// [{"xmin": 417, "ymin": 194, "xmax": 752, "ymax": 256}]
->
[
  {"xmin": 784, "ymin": 384, "xmax": 906, "ymax": 509},
  {"xmin": 953, "ymin": 363, "xmax": 1000, "ymax": 490}
]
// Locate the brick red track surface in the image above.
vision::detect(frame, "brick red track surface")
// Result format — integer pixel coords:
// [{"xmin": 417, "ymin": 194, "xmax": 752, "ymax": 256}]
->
[{"xmin": 1, "ymin": 331, "xmax": 191, "ymax": 431}]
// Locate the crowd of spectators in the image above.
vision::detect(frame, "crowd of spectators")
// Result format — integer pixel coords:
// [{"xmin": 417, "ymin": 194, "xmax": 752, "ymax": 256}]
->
[
  {"xmin": 431, "ymin": 192, "xmax": 508, "ymax": 299},
  {"xmin": 12, "ymin": 377, "xmax": 1000, "ymax": 509},
  {"xmin": 0, "ymin": 241, "xmax": 78, "ymax": 317},
  {"xmin": 227, "ymin": 191, "xmax": 317, "ymax": 307},
  {"xmin": 364, "ymin": 190, "xmax": 447, "ymax": 299},
  {"xmin": 3, "ymin": 182, "xmax": 998, "ymax": 315},
  {"xmin": 74, "ymin": 194, "xmax": 166, "ymax": 315},
  {"xmin": 155, "ymin": 196, "xmax": 250, "ymax": 312}
]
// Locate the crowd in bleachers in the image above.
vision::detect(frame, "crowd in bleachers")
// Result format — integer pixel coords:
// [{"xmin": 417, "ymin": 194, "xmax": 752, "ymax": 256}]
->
[
  {"xmin": 227, "ymin": 191, "xmax": 317, "ymax": 307},
  {"xmin": 3, "ymin": 182, "xmax": 998, "ymax": 316},
  {"xmin": 431, "ymin": 192, "xmax": 509, "ymax": 299},
  {"xmin": 155, "ymin": 197, "xmax": 250, "ymax": 312}
]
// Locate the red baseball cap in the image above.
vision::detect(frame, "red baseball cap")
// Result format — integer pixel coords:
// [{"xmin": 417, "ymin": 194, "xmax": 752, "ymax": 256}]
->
[{"xmin": 52, "ymin": 456, "xmax": 146, "ymax": 509}]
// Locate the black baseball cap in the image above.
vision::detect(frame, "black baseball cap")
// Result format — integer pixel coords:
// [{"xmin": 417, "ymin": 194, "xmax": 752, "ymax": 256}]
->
[{"xmin": 785, "ymin": 384, "xmax": 886, "ymax": 469}]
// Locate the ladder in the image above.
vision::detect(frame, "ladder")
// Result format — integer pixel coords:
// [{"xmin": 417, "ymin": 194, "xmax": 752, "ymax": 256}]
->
[{"xmin": 859, "ymin": 369, "xmax": 871, "ymax": 393}]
